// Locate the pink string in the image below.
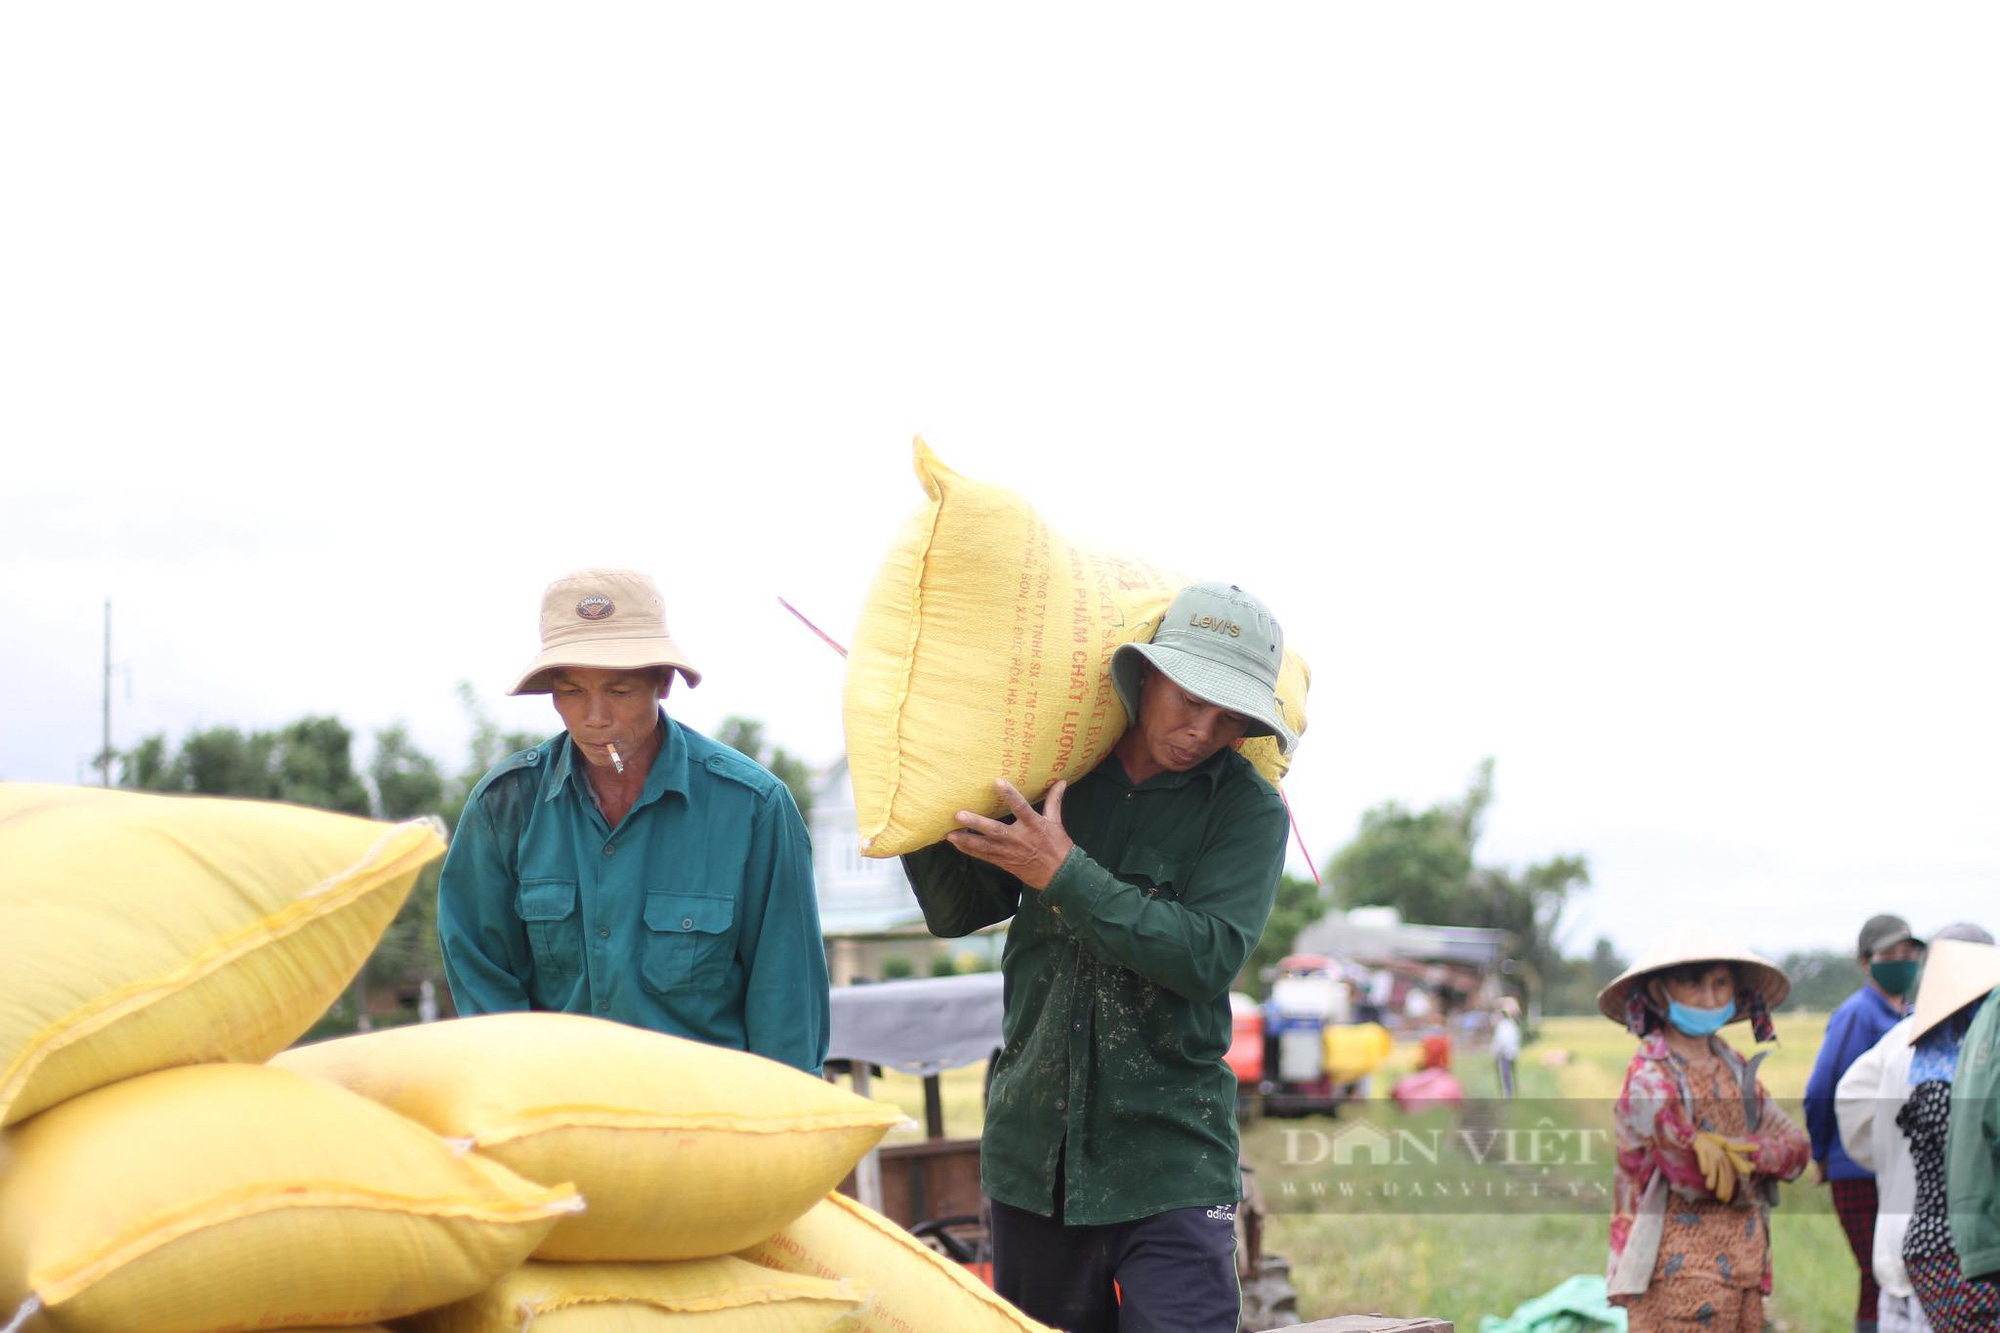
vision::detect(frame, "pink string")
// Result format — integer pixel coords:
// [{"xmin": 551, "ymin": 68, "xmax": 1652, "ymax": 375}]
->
[
  {"xmin": 1278, "ymin": 784, "xmax": 1320, "ymax": 886},
  {"xmin": 778, "ymin": 596, "xmax": 849, "ymax": 658}
]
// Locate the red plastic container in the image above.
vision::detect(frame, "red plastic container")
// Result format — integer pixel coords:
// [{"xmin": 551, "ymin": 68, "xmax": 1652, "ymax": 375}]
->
[{"xmin": 1225, "ymin": 991, "xmax": 1264, "ymax": 1083}]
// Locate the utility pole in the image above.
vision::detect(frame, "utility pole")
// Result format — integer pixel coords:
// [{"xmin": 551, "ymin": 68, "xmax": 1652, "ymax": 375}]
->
[{"xmin": 100, "ymin": 599, "xmax": 112, "ymax": 786}]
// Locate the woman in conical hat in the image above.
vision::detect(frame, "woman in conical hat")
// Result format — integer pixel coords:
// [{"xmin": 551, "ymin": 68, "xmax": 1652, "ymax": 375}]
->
[
  {"xmin": 1895, "ymin": 939, "xmax": 2000, "ymax": 1332},
  {"xmin": 1600, "ymin": 924, "xmax": 1811, "ymax": 1331}
]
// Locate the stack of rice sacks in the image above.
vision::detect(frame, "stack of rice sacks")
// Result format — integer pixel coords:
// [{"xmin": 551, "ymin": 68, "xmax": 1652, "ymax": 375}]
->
[{"xmin": 0, "ymin": 783, "xmax": 1053, "ymax": 1332}]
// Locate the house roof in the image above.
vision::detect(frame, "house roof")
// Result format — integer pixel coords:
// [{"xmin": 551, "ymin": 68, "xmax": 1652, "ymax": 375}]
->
[{"xmin": 1292, "ymin": 914, "xmax": 1512, "ymax": 969}]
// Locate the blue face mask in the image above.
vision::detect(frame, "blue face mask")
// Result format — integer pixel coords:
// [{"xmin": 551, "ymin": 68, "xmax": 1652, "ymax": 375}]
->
[{"xmin": 1667, "ymin": 998, "xmax": 1735, "ymax": 1037}]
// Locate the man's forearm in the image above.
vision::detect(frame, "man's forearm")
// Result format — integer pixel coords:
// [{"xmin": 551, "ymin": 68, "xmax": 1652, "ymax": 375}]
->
[
  {"xmin": 901, "ymin": 843, "xmax": 1020, "ymax": 937},
  {"xmin": 743, "ymin": 789, "xmax": 829, "ymax": 1073},
  {"xmin": 438, "ymin": 931, "xmax": 534, "ymax": 1013},
  {"xmin": 1041, "ymin": 848, "xmax": 1266, "ymax": 1000},
  {"xmin": 436, "ymin": 806, "xmax": 536, "ymax": 1014}
]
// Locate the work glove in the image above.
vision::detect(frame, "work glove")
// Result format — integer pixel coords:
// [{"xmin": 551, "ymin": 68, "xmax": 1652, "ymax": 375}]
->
[{"xmin": 1693, "ymin": 1131, "xmax": 1759, "ymax": 1202}]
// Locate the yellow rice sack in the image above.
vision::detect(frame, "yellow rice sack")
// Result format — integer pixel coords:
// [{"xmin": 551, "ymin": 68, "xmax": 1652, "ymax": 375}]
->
[
  {"xmin": 272, "ymin": 1011, "xmax": 905, "ymax": 1260},
  {"xmin": 0, "ymin": 1063, "xmax": 579, "ymax": 1333},
  {"xmin": 0, "ymin": 783, "xmax": 444, "ymax": 1125},
  {"xmin": 843, "ymin": 441, "xmax": 1309, "ymax": 857},
  {"xmin": 405, "ymin": 1257, "xmax": 865, "ymax": 1332},
  {"xmin": 739, "ymin": 1191, "xmax": 1055, "ymax": 1333}
]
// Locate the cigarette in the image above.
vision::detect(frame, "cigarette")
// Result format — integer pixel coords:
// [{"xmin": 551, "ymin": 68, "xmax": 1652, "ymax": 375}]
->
[{"xmin": 607, "ymin": 742, "xmax": 625, "ymax": 774}]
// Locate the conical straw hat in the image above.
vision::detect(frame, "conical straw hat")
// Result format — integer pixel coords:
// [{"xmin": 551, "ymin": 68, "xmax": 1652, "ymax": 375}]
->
[
  {"xmin": 1910, "ymin": 939, "xmax": 2000, "ymax": 1042},
  {"xmin": 1596, "ymin": 922, "xmax": 1790, "ymax": 1027}
]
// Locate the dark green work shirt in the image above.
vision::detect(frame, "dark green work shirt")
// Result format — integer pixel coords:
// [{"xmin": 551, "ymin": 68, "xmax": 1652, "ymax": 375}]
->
[
  {"xmin": 902, "ymin": 746, "xmax": 1286, "ymax": 1224},
  {"xmin": 438, "ymin": 713, "xmax": 829, "ymax": 1074}
]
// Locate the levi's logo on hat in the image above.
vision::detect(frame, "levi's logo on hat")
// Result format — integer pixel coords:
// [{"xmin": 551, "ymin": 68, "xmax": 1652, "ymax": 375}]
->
[{"xmin": 1189, "ymin": 613, "xmax": 1241, "ymax": 638}]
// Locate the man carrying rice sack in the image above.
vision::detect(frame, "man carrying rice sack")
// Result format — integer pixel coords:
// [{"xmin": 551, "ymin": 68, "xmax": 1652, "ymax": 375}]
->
[
  {"xmin": 438, "ymin": 567, "xmax": 829, "ymax": 1074},
  {"xmin": 900, "ymin": 581, "xmax": 1294, "ymax": 1333}
]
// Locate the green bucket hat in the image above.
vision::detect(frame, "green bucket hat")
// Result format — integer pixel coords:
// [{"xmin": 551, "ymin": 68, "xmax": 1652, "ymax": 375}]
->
[{"xmin": 1111, "ymin": 582, "xmax": 1297, "ymax": 754}]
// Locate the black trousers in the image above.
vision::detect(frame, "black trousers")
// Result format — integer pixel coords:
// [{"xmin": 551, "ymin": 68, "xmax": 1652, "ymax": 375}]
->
[{"xmin": 989, "ymin": 1179, "xmax": 1240, "ymax": 1332}]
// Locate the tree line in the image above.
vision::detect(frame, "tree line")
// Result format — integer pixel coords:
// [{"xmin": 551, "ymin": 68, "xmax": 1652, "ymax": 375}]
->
[
  {"xmin": 1270, "ymin": 758, "xmax": 1861, "ymax": 1016},
  {"xmin": 1243, "ymin": 758, "xmax": 1608, "ymax": 1013}
]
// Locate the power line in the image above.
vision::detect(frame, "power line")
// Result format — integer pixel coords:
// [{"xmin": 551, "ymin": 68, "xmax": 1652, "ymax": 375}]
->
[{"xmin": 100, "ymin": 599, "xmax": 112, "ymax": 786}]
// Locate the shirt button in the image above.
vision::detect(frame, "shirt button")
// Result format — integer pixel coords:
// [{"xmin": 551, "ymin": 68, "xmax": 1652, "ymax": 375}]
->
[
  {"xmin": 596, "ymin": 1000, "xmax": 609, "ymax": 1013},
  {"xmin": 603, "ymin": 844, "xmax": 616, "ymax": 856},
  {"xmin": 1055, "ymin": 1098, "xmax": 1067, "ymax": 1111},
  {"xmin": 681, "ymin": 916, "xmax": 695, "ymax": 930},
  {"xmin": 596, "ymin": 927, "xmax": 610, "ymax": 939},
  {"xmin": 1072, "ymin": 1021, "xmax": 1083, "ymax": 1032}
]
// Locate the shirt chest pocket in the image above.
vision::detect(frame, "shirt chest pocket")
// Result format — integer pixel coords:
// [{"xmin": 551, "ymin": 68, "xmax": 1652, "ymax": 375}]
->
[
  {"xmin": 517, "ymin": 879, "xmax": 582, "ymax": 980},
  {"xmin": 641, "ymin": 891, "xmax": 736, "ymax": 994},
  {"xmin": 1116, "ymin": 845, "xmax": 1188, "ymax": 900}
]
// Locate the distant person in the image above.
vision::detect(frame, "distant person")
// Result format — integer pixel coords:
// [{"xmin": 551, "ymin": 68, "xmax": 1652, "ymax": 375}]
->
[
  {"xmin": 900, "ymin": 581, "xmax": 1295, "ymax": 1333},
  {"xmin": 1492, "ymin": 997, "xmax": 1523, "ymax": 1099},
  {"xmin": 1600, "ymin": 924, "xmax": 1811, "ymax": 1331},
  {"xmin": 438, "ymin": 568, "xmax": 829, "ymax": 1074},
  {"xmin": 1391, "ymin": 1031, "xmax": 1464, "ymax": 1110},
  {"xmin": 1354, "ymin": 970, "xmax": 1389, "ymax": 1025},
  {"xmin": 1838, "ymin": 923, "xmax": 1994, "ymax": 1333},
  {"xmin": 1807, "ymin": 914, "xmax": 1927, "ymax": 1333}
]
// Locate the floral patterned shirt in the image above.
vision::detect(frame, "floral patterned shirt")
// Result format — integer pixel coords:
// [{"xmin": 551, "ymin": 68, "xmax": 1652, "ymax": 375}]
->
[{"xmin": 1609, "ymin": 1033, "xmax": 1812, "ymax": 1297}]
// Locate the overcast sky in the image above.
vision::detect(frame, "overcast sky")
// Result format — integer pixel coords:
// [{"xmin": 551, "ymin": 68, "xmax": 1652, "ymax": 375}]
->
[{"xmin": 4, "ymin": 4, "xmax": 1994, "ymax": 962}]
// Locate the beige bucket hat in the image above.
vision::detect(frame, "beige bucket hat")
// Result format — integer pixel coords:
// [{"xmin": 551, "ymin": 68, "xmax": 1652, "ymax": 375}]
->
[
  {"xmin": 1596, "ymin": 922, "xmax": 1791, "ymax": 1028},
  {"xmin": 1909, "ymin": 939, "xmax": 2000, "ymax": 1042},
  {"xmin": 509, "ymin": 568, "xmax": 703, "ymax": 696}
]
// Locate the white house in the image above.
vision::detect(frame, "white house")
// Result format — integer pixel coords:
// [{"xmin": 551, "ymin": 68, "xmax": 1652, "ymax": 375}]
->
[
  {"xmin": 808, "ymin": 758, "xmax": 1003, "ymax": 983},
  {"xmin": 808, "ymin": 756, "xmax": 929, "ymax": 939}
]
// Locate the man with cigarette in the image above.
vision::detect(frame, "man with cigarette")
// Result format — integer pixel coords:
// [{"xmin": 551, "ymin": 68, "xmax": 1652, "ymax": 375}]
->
[
  {"xmin": 439, "ymin": 567, "xmax": 828, "ymax": 1074},
  {"xmin": 902, "ymin": 581, "xmax": 1295, "ymax": 1332}
]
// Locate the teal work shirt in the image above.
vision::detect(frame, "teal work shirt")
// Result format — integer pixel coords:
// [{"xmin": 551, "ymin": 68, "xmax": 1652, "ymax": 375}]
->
[
  {"xmin": 902, "ymin": 746, "xmax": 1286, "ymax": 1225},
  {"xmin": 438, "ymin": 713, "xmax": 829, "ymax": 1074}
]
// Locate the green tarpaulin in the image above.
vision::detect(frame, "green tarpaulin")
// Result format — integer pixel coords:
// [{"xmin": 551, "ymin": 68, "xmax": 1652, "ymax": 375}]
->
[{"xmin": 1478, "ymin": 1274, "xmax": 1626, "ymax": 1333}]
